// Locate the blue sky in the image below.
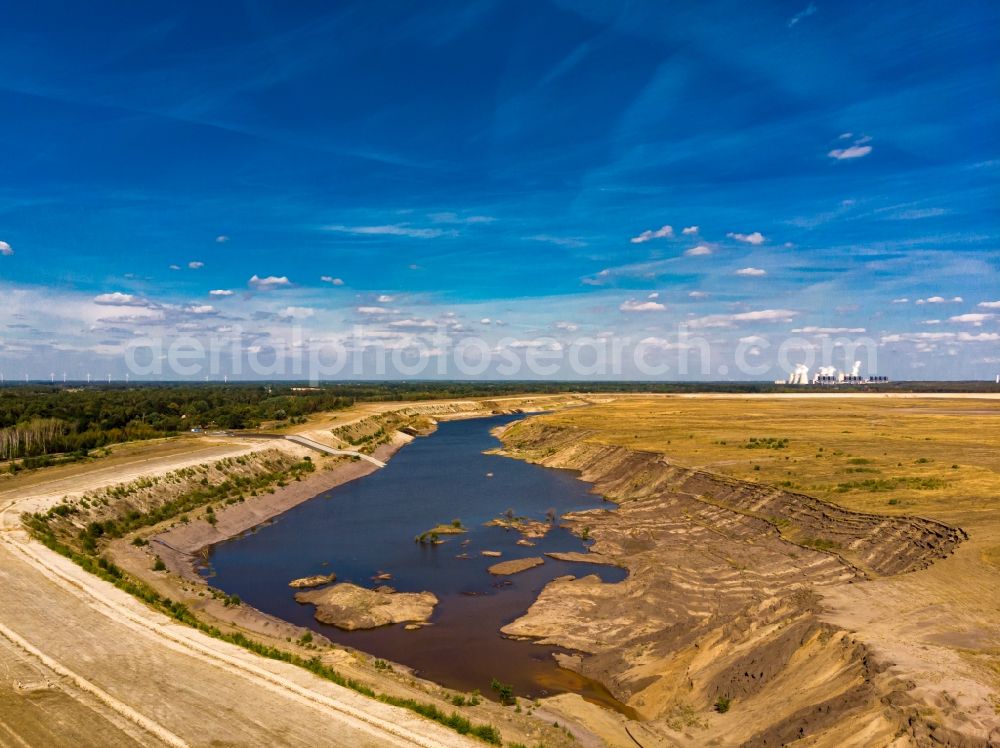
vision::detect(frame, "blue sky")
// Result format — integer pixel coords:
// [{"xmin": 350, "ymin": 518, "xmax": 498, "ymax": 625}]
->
[{"xmin": 1, "ymin": 0, "xmax": 998, "ymax": 380}]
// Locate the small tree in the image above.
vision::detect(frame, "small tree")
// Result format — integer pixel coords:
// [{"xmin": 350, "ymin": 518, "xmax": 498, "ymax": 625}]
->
[
  {"xmin": 714, "ymin": 696, "xmax": 731, "ymax": 713},
  {"xmin": 490, "ymin": 678, "xmax": 514, "ymax": 705}
]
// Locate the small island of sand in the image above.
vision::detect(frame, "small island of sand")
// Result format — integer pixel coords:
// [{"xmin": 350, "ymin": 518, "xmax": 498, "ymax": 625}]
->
[{"xmin": 295, "ymin": 583, "xmax": 437, "ymax": 630}]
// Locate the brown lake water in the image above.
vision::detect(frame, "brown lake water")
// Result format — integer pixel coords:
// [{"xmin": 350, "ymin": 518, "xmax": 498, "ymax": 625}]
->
[{"xmin": 203, "ymin": 415, "xmax": 631, "ymax": 710}]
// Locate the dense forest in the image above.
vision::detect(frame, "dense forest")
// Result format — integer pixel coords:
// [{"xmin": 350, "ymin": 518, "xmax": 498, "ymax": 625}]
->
[{"xmin": 0, "ymin": 380, "xmax": 994, "ymax": 466}]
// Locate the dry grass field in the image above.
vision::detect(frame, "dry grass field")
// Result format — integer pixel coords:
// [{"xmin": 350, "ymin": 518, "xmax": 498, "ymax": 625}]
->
[
  {"xmin": 539, "ymin": 396, "xmax": 1000, "ymax": 537},
  {"xmin": 529, "ymin": 395, "xmax": 1000, "ymax": 739}
]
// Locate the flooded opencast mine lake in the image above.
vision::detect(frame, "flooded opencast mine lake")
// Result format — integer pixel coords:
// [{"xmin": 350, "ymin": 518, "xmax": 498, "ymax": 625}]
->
[{"xmin": 203, "ymin": 415, "xmax": 628, "ymax": 708}]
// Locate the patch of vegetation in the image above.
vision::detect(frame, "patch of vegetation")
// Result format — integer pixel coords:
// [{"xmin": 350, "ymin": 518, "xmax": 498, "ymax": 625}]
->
[
  {"xmin": 714, "ymin": 696, "xmax": 731, "ymax": 713},
  {"xmin": 490, "ymin": 678, "xmax": 515, "ymax": 706},
  {"xmin": 801, "ymin": 537, "xmax": 841, "ymax": 551},
  {"xmin": 745, "ymin": 437, "xmax": 789, "ymax": 450},
  {"xmin": 834, "ymin": 476, "xmax": 946, "ymax": 493}
]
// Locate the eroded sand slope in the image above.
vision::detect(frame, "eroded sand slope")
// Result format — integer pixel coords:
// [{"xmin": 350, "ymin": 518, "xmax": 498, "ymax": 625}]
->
[{"xmin": 498, "ymin": 420, "xmax": 997, "ymax": 746}]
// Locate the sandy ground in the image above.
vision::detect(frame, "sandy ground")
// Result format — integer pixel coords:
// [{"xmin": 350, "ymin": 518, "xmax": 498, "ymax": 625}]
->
[
  {"xmin": 0, "ymin": 431, "xmax": 480, "ymax": 747},
  {"xmin": 0, "ymin": 528, "xmax": 481, "ymax": 747},
  {"xmin": 0, "ymin": 395, "xmax": 590, "ymax": 748}
]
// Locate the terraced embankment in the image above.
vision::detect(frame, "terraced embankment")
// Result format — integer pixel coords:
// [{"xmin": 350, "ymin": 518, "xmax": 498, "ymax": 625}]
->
[{"xmin": 497, "ymin": 420, "xmax": 986, "ymax": 746}]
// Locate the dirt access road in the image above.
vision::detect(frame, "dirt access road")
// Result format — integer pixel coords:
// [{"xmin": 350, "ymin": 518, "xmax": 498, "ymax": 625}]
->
[{"xmin": 0, "ymin": 434, "xmax": 480, "ymax": 748}]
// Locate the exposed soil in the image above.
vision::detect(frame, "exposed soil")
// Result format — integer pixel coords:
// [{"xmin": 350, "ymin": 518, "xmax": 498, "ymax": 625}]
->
[
  {"xmin": 496, "ymin": 420, "xmax": 992, "ymax": 746},
  {"xmin": 295, "ymin": 583, "xmax": 438, "ymax": 630},
  {"xmin": 487, "ymin": 556, "xmax": 545, "ymax": 575},
  {"xmin": 289, "ymin": 573, "xmax": 337, "ymax": 588}
]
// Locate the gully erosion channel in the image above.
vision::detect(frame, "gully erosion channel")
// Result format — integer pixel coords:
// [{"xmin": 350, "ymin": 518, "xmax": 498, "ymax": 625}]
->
[{"xmin": 202, "ymin": 414, "xmax": 631, "ymax": 710}]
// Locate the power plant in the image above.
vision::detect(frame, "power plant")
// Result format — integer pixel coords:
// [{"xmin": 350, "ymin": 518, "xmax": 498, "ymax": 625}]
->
[{"xmin": 780, "ymin": 361, "xmax": 889, "ymax": 386}]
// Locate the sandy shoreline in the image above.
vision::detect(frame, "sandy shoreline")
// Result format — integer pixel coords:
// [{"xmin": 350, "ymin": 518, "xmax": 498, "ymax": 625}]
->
[{"xmin": 150, "ymin": 440, "xmax": 405, "ymax": 582}]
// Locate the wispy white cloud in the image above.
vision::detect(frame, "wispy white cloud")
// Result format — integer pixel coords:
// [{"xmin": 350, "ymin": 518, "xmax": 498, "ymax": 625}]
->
[
  {"xmin": 892, "ymin": 298, "xmax": 909, "ymax": 304},
  {"xmin": 829, "ymin": 134, "xmax": 873, "ymax": 160},
  {"xmin": 376, "ymin": 294, "xmax": 395, "ymax": 303},
  {"xmin": 788, "ymin": 2, "xmax": 817, "ymax": 27},
  {"xmin": 684, "ymin": 244, "xmax": 713, "ymax": 256},
  {"xmin": 188, "ymin": 261, "xmax": 204, "ymax": 269},
  {"xmin": 735, "ymin": 266, "xmax": 767, "ymax": 276},
  {"xmin": 324, "ymin": 223, "xmax": 453, "ymax": 239},
  {"xmin": 889, "ymin": 207, "xmax": 948, "ymax": 220},
  {"xmin": 428, "ymin": 212, "xmax": 495, "ymax": 225},
  {"xmin": 527, "ymin": 234, "xmax": 588, "ymax": 248},
  {"xmin": 215, "ymin": 235, "xmax": 230, "ymax": 243},
  {"xmin": 620, "ymin": 299, "xmax": 666, "ymax": 312},
  {"xmin": 977, "ymin": 300, "xmax": 1000, "ymax": 309},
  {"xmin": 727, "ymin": 231, "xmax": 765, "ymax": 244},
  {"xmin": 688, "ymin": 290, "xmax": 709, "ymax": 299},
  {"xmin": 321, "ymin": 275, "xmax": 345, "ymax": 286},
  {"xmin": 0, "ymin": 240, "xmax": 13, "ymax": 256},
  {"xmin": 630, "ymin": 225, "xmax": 673, "ymax": 244},
  {"xmin": 188, "ymin": 304, "xmax": 216, "ymax": 315},
  {"xmin": 209, "ymin": 289, "xmax": 234, "ymax": 297},
  {"xmin": 356, "ymin": 306, "xmax": 391, "ymax": 315},
  {"xmin": 681, "ymin": 226, "xmax": 699, "ymax": 235},
  {"xmin": 248, "ymin": 274, "xmax": 292, "ymax": 290}
]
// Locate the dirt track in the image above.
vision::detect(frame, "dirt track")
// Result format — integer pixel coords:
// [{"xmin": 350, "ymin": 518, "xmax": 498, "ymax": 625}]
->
[{"xmin": 0, "ymin": 433, "xmax": 482, "ymax": 748}]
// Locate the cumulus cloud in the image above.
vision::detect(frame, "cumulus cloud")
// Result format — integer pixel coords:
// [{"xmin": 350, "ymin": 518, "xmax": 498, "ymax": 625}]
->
[
  {"xmin": 688, "ymin": 291, "xmax": 709, "ymax": 299},
  {"xmin": 0, "ymin": 240, "xmax": 13, "ymax": 256},
  {"xmin": 916, "ymin": 296, "xmax": 962, "ymax": 305},
  {"xmin": 949, "ymin": 313, "xmax": 993, "ymax": 326},
  {"xmin": 681, "ymin": 226, "xmax": 699, "ymax": 235},
  {"xmin": 215, "ymin": 235, "xmax": 230, "ymax": 243},
  {"xmin": 684, "ymin": 244, "xmax": 713, "ymax": 256},
  {"xmin": 882, "ymin": 331, "xmax": 1000, "ymax": 343},
  {"xmin": 209, "ymin": 289, "xmax": 234, "ymax": 297},
  {"xmin": 389, "ymin": 318, "xmax": 438, "ymax": 330},
  {"xmin": 169, "ymin": 264, "xmax": 181, "ymax": 270},
  {"xmin": 620, "ymin": 299, "xmax": 666, "ymax": 312},
  {"xmin": 792, "ymin": 326, "xmax": 866, "ymax": 334},
  {"xmin": 687, "ymin": 309, "xmax": 798, "ymax": 328},
  {"xmin": 324, "ymin": 223, "xmax": 453, "ymax": 239},
  {"xmin": 735, "ymin": 267, "xmax": 767, "ymax": 276},
  {"xmin": 727, "ymin": 231, "xmax": 765, "ymax": 245},
  {"xmin": 892, "ymin": 298, "xmax": 909, "ymax": 304},
  {"xmin": 356, "ymin": 306, "xmax": 390, "ymax": 315},
  {"xmin": 376, "ymin": 294, "xmax": 395, "ymax": 303},
  {"xmin": 503, "ymin": 339, "xmax": 563, "ymax": 351},
  {"xmin": 977, "ymin": 300, "xmax": 1000, "ymax": 309},
  {"xmin": 187, "ymin": 305, "xmax": 216, "ymax": 315},
  {"xmin": 280, "ymin": 306, "xmax": 315, "ymax": 320},
  {"xmin": 93, "ymin": 292, "xmax": 148, "ymax": 307},
  {"xmin": 321, "ymin": 275, "xmax": 345, "ymax": 286},
  {"xmin": 248, "ymin": 274, "xmax": 292, "ymax": 290},
  {"xmin": 554, "ymin": 321, "xmax": 579, "ymax": 332},
  {"xmin": 630, "ymin": 225, "xmax": 673, "ymax": 244},
  {"xmin": 188, "ymin": 261, "xmax": 205, "ymax": 269}
]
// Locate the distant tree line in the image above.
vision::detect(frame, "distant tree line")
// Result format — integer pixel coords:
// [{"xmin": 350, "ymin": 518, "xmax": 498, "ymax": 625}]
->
[{"xmin": 0, "ymin": 379, "xmax": 992, "ymax": 463}]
